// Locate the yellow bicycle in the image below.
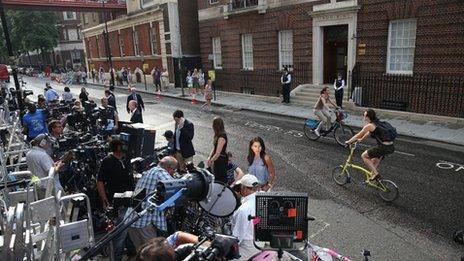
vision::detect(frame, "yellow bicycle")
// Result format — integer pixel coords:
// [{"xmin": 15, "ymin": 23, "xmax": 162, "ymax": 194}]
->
[{"xmin": 332, "ymin": 142, "xmax": 399, "ymax": 202}]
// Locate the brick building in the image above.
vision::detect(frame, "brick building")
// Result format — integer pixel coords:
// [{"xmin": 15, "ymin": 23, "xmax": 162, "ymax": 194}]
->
[
  {"xmin": 197, "ymin": 0, "xmax": 464, "ymax": 117},
  {"xmin": 81, "ymin": 0, "xmax": 201, "ymax": 87}
]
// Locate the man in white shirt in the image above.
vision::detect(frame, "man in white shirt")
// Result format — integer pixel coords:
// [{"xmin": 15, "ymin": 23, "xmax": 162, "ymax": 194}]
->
[{"xmin": 231, "ymin": 174, "xmax": 260, "ymax": 260}]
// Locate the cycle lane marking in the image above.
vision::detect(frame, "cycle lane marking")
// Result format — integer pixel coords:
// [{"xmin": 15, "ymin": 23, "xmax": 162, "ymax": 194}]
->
[{"xmin": 436, "ymin": 161, "xmax": 464, "ymax": 172}]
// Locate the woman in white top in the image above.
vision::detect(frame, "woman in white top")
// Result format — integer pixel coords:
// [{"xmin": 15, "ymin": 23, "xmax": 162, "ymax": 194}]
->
[{"xmin": 313, "ymin": 86, "xmax": 339, "ymax": 136}]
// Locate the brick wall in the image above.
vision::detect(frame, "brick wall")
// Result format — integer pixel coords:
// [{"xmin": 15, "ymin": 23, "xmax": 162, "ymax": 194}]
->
[
  {"xmin": 179, "ymin": 0, "xmax": 201, "ymax": 56},
  {"xmin": 136, "ymin": 23, "xmax": 151, "ymax": 56},
  {"xmin": 109, "ymin": 31, "xmax": 120, "ymax": 57},
  {"xmin": 121, "ymin": 27, "xmax": 134, "ymax": 57},
  {"xmin": 356, "ymin": 0, "xmax": 464, "ymax": 76}
]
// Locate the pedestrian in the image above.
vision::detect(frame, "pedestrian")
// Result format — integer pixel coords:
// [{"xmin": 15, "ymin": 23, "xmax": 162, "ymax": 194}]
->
[
  {"xmin": 128, "ymin": 100, "xmax": 143, "ymax": 124},
  {"xmin": 198, "ymin": 69, "xmax": 205, "ymax": 89},
  {"xmin": 79, "ymin": 87, "xmax": 89, "ymax": 104},
  {"xmin": 127, "ymin": 68, "xmax": 133, "ymax": 85},
  {"xmin": 161, "ymin": 68, "xmax": 169, "ymax": 91},
  {"xmin": 91, "ymin": 68, "xmax": 97, "ymax": 83},
  {"xmin": 192, "ymin": 68, "xmax": 200, "ymax": 96},
  {"xmin": 173, "ymin": 110, "xmax": 195, "ymax": 172},
  {"xmin": 281, "ymin": 67, "xmax": 291, "ymax": 104},
  {"xmin": 151, "ymin": 67, "xmax": 162, "ymax": 92},
  {"xmin": 126, "ymin": 88, "xmax": 145, "ymax": 116},
  {"xmin": 207, "ymin": 117, "xmax": 228, "ymax": 184},
  {"xmin": 201, "ymin": 79, "xmax": 213, "ymax": 111},
  {"xmin": 186, "ymin": 71, "xmax": 193, "ymax": 94},
  {"xmin": 334, "ymin": 73, "xmax": 345, "ymax": 108},
  {"xmin": 62, "ymin": 86, "xmax": 73, "ymax": 102},
  {"xmin": 122, "ymin": 67, "xmax": 128, "ymax": 85},
  {"xmin": 247, "ymin": 137, "xmax": 276, "ymax": 191},
  {"xmin": 82, "ymin": 69, "xmax": 87, "ymax": 85},
  {"xmin": 99, "ymin": 67, "xmax": 105, "ymax": 84}
]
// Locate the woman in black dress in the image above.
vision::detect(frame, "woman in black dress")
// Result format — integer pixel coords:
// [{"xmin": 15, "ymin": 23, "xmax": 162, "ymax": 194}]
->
[
  {"xmin": 79, "ymin": 87, "xmax": 89, "ymax": 104},
  {"xmin": 207, "ymin": 117, "xmax": 228, "ymax": 184}
]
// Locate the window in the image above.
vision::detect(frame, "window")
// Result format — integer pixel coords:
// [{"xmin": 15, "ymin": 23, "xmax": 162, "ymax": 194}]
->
[
  {"xmin": 387, "ymin": 19, "xmax": 417, "ymax": 74},
  {"xmin": 141, "ymin": 0, "xmax": 155, "ymax": 8},
  {"xmin": 212, "ymin": 37, "xmax": 222, "ymax": 69},
  {"xmin": 278, "ymin": 30, "xmax": 293, "ymax": 70},
  {"xmin": 119, "ymin": 32, "xmax": 125, "ymax": 57},
  {"xmin": 149, "ymin": 26, "xmax": 158, "ymax": 55},
  {"xmin": 209, "ymin": 0, "xmax": 219, "ymax": 4},
  {"xmin": 133, "ymin": 29, "xmax": 139, "ymax": 56},
  {"xmin": 241, "ymin": 34, "xmax": 253, "ymax": 70},
  {"xmin": 67, "ymin": 28, "xmax": 79, "ymax": 41},
  {"xmin": 63, "ymin": 12, "xmax": 77, "ymax": 20}
]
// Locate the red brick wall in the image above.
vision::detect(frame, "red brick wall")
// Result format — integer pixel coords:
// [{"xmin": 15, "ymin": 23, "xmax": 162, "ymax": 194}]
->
[
  {"xmin": 356, "ymin": 0, "xmax": 464, "ymax": 76},
  {"xmin": 179, "ymin": 0, "xmax": 201, "ymax": 56},
  {"xmin": 109, "ymin": 31, "xmax": 120, "ymax": 57},
  {"xmin": 97, "ymin": 35, "xmax": 106, "ymax": 58}
]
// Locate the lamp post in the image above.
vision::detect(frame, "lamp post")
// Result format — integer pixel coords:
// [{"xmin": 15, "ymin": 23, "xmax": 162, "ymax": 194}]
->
[
  {"xmin": 101, "ymin": 0, "xmax": 115, "ymax": 88},
  {"xmin": 0, "ymin": 0, "xmax": 23, "ymax": 110},
  {"xmin": 140, "ymin": 51, "xmax": 147, "ymax": 90}
]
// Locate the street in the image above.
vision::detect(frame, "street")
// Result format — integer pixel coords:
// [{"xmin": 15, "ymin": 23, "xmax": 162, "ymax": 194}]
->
[{"xmin": 14, "ymin": 76, "xmax": 464, "ymax": 260}]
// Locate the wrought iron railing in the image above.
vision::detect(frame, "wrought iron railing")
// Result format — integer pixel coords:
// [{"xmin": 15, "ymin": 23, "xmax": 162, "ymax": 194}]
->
[{"xmin": 351, "ymin": 66, "xmax": 464, "ymax": 117}]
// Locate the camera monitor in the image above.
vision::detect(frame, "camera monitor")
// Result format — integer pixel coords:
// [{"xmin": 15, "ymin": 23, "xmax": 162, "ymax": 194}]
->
[{"xmin": 254, "ymin": 192, "xmax": 308, "ymax": 248}]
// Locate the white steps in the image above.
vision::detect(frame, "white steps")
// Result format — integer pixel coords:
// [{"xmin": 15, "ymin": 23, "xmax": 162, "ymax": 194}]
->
[{"xmin": 291, "ymin": 84, "xmax": 350, "ymax": 106}]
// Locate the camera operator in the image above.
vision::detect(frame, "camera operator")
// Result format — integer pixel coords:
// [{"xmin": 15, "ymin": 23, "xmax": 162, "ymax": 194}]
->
[
  {"xmin": 64, "ymin": 102, "xmax": 87, "ymax": 132},
  {"xmin": 45, "ymin": 84, "xmax": 59, "ymax": 104},
  {"xmin": 26, "ymin": 134, "xmax": 64, "ymax": 199},
  {"xmin": 231, "ymin": 174, "xmax": 261, "ymax": 260},
  {"xmin": 136, "ymin": 231, "xmax": 199, "ymax": 261},
  {"xmin": 126, "ymin": 156, "xmax": 178, "ymax": 249},
  {"xmin": 47, "ymin": 120, "xmax": 63, "ymax": 159},
  {"xmin": 97, "ymin": 138, "xmax": 135, "ymax": 261},
  {"xmin": 98, "ymin": 97, "xmax": 119, "ymax": 137},
  {"xmin": 105, "ymin": 89, "xmax": 117, "ymax": 110},
  {"xmin": 22, "ymin": 103, "xmax": 48, "ymax": 142}
]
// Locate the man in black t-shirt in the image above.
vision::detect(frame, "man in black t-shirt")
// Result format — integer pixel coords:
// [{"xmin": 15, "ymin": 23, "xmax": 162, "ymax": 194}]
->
[{"xmin": 97, "ymin": 138, "xmax": 135, "ymax": 260}]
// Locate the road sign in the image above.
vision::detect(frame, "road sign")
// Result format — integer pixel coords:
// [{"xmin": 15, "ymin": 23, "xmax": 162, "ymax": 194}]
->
[
  {"xmin": 143, "ymin": 63, "xmax": 149, "ymax": 72},
  {"xmin": 208, "ymin": 70, "xmax": 215, "ymax": 81}
]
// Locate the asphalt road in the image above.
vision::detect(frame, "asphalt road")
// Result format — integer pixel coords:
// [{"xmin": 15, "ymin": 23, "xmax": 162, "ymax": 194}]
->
[{"xmin": 11, "ymin": 77, "xmax": 464, "ymax": 260}]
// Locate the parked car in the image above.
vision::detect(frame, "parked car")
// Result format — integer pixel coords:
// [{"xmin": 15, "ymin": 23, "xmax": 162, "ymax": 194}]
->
[{"xmin": 0, "ymin": 64, "xmax": 10, "ymax": 83}]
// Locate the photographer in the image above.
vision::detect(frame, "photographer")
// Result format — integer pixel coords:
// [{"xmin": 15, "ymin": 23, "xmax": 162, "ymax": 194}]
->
[
  {"xmin": 136, "ymin": 231, "xmax": 199, "ymax": 261},
  {"xmin": 127, "ymin": 156, "xmax": 178, "ymax": 249},
  {"xmin": 98, "ymin": 97, "xmax": 119, "ymax": 136},
  {"xmin": 47, "ymin": 120, "xmax": 63, "ymax": 159},
  {"xmin": 97, "ymin": 138, "xmax": 135, "ymax": 261},
  {"xmin": 232, "ymin": 174, "xmax": 261, "ymax": 260},
  {"xmin": 22, "ymin": 103, "xmax": 48, "ymax": 141}
]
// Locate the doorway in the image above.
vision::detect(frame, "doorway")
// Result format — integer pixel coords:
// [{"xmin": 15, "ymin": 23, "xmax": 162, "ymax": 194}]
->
[{"xmin": 323, "ymin": 25, "xmax": 348, "ymax": 84}]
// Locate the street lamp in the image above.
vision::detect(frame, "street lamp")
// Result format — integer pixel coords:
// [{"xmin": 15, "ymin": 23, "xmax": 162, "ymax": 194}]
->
[
  {"xmin": 140, "ymin": 51, "xmax": 147, "ymax": 90},
  {"xmin": 100, "ymin": 0, "xmax": 115, "ymax": 88}
]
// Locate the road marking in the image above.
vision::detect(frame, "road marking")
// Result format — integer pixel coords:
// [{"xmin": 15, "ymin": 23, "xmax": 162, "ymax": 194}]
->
[
  {"xmin": 309, "ymin": 220, "xmax": 330, "ymax": 239},
  {"xmin": 244, "ymin": 121, "xmax": 304, "ymax": 138},
  {"xmin": 436, "ymin": 161, "xmax": 464, "ymax": 172}
]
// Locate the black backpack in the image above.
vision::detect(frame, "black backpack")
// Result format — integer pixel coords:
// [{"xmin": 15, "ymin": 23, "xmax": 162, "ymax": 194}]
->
[{"xmin": 375, "ymin": 121, "xmax": 397, "ymax": 142}]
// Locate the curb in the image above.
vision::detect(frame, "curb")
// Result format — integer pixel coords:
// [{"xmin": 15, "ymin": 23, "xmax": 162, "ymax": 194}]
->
[{"xmin": 94, "ymin": 83, "xmax": 464, "ymax": 146}]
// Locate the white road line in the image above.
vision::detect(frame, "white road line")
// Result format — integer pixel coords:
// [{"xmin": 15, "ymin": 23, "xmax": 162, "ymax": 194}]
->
[{"xmin": 309, "ymin": 220, "xmax": 330, "ymax": 239}]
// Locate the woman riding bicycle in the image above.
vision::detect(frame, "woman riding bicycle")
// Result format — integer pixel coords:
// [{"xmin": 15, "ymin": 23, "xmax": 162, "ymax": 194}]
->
[
  {"xmin": 345, "ymin": 109, "xmax": 395, "ymax": 181},
  {"xmin": 313, "ymin": 86, "xmax": 339, "ymax": 136}
]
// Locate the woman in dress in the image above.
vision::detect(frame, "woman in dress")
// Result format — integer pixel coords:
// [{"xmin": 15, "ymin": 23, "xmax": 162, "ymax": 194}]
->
[
  {"xmin": 79, "ymin": 87, "xmax": 89, "ymax": 104},
  {"xmin": 247, "ymin": 137, "xmax": 276, "ymax": 191},
  {"xmin": 207, "ymin": 117, "xmax": 228, "ymax": 184}
]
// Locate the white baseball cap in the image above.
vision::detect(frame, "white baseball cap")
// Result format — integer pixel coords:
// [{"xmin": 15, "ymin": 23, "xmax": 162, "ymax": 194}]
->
[{"xmin": 235, "ymin": 174, "xmax": 259, "ymax": 188}]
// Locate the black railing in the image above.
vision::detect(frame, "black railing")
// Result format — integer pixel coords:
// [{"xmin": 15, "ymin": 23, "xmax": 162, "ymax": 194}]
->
[
  {"xmin": 229, "ymin": 0, "xmax": 259, "ymax": 11},
  {"xmin": 351, "ymin": 66, "xmax": 464, "ymax": 118},
  {"xmin": 214, "ymin": 63, "xmax": 310, "ymax": 97}
]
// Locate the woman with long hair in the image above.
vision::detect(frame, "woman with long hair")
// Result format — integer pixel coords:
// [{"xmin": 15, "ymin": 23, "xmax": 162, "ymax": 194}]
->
[
  {"xmin": 313, "ymin": 86, "xmax": 339, "ymax": 136},
  {"xmin": 207, "ymin": 117, "xmax": 228, "ymax": 183},
  {"xmin": 79, "ymin": 87, "xmax": 89, "ymax": 104},
  {"xmin": 247, "ymin": 137, "xmax": 276, "ymax": 191}
]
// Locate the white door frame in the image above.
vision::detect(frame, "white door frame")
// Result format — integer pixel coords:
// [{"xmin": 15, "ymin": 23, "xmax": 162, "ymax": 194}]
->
[{"xmin": 312, "ymin": 11, "xmax": 358, "ymax": 85}]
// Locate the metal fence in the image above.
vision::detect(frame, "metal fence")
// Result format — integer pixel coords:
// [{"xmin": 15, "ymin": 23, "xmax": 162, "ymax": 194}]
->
[
  {"xmin": 351, "ymin": 67, "xmax": 464, "ymax": 118},
  {"xmin": 214, "ymin": 63, "xmax": 310, "ymax": 97}
]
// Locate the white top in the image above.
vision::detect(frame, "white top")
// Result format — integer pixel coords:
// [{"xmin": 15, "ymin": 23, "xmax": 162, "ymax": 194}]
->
[
  {"xmin": 232, "ymin": 192, "xmax": 256, "ymax": 243},
  {"xmin": 281, "ymin": 73, "xmax": 292, "ymax": 84},
  {"xmin": 334, "ymin": 79, "xmax": 345, "ymax": 91}
]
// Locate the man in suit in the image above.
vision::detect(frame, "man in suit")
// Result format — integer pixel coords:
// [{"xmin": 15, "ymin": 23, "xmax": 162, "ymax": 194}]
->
[
  {"xmin": 126, "ymin": 88, "xmax": 145, "ymax": 115},
  {"xmin": 172, "ymin": 110, "xmax": 195, "ymax": 171},
  {"xmin": 105, "ymin": 90, "xmax": 117, "ymax": 111},
  {"xmin": 128, "ymin": 100, "xmax": 143, "ymax": 123}
]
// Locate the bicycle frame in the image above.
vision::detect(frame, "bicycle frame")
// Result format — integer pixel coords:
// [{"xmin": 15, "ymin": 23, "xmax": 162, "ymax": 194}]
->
[{"xmin": 341, "ymin": 144, "xmax": 389, "ymax": 192}]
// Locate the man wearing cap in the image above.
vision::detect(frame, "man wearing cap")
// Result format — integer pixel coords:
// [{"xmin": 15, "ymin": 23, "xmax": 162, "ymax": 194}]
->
[
  {"xmin": 26, "ymin": 134, "xmax": 64, "ymax": 198},
  {"xmin": 232, "ymin": 174, "xmax": 261, "ymax": 260},
  {"xmin": 126, "ymin": 88, "xmax": 145, "ymax": 116}
]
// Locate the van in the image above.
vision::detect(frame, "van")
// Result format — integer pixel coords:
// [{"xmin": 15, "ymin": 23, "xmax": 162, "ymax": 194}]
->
[{"xmin": 0, "ymin": 64, "xmax": 10, "ymax": 83}]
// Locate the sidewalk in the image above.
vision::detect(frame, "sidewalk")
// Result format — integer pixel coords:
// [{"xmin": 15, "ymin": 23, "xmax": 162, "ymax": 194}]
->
[{"xmin": 95, "ymin": 81, "xmax": 464, "ymax": 146}]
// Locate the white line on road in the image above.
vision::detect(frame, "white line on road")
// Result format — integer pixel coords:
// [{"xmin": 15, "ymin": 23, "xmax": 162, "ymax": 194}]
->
[{"xmin": 309, "ymin": 220, "xmax": 330, "ymax": 239}]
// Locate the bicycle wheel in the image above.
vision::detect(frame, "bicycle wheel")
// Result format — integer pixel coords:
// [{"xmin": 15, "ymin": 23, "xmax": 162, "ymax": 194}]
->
[
  {"xmin": 377, "ymin": 179, "xmax": 399, "ymax": 202},
  {"xmin": 303, "ymin": 122, "xmax": 320, "ymax": 141},
  {"xmin": 332, "ymin": 166, "xmax": 349, "ymax": 185},
  {"xmin": 334, "ymin": 123, "xmax": 354, "ymax": 147}
]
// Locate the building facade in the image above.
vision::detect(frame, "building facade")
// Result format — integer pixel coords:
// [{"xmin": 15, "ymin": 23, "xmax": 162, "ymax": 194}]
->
[
  {"xmin": 81, "ymin": 0, "xmax": 201, "ymax": 86},
  {"xmin": 197, "ymin": 0, "xmax": 464, "ymax": 117}
]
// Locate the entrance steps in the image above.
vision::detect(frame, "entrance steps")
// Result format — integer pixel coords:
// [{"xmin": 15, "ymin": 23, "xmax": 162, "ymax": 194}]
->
[{"xmin": 291, "ymin": 84, "xmax": 350, "ymax": 107}]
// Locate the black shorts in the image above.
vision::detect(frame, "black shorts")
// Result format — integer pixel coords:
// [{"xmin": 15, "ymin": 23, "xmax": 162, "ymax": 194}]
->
[{"xmin": 367, "ymin": 144, "xmax": 395, "ymax": 159}]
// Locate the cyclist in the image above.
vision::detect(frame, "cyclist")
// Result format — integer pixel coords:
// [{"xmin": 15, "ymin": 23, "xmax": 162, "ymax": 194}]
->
[
  {"xmin": 313, "ymin": 86, "xmax": 339, "ymax": 136},
  {"xmin": 345, "ymin": 109, "xmax": 395, "ymax": 181}
]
